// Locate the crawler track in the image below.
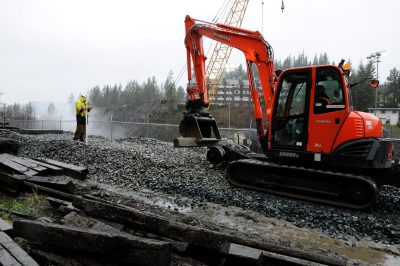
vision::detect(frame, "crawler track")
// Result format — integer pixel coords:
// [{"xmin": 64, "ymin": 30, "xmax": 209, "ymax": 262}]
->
[{"xmin": 227, "ymin": 159, "xmax": 379, "ymax": 209}]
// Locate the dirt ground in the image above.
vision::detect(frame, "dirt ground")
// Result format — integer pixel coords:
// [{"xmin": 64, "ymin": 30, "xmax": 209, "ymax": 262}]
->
[{"xmin": 80, "ymin": 180, "xmax": 400, "ymax": 266}]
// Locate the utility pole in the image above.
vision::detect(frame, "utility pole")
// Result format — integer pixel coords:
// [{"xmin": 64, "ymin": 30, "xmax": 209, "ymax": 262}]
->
[
  {"xmin": 367, "ymin": 51, "xmax": 386, "ymax": 115},
  {"xmin": 261, "ymin": 1, "xmax": 264, "ymax": 34}
]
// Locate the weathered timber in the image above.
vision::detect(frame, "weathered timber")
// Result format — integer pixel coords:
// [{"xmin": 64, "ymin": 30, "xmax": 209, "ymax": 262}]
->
[
  {"xmin": 28, "ymin": 248, "xmax": 110, "ymax": 266},
  {"xmin": 13, "ymin": 219, "xmax": 171, "ymax": 266},
  {"xmin": 221, "ymin": 242, "xmax": 262, "ymax": 266},
  {"xmin": 35, "ymin": 158, "xmax": 87, "ymax": 180},
  {"xmin": 26, "ymin": 160, "xmax": 63, "ymax": 175},
  {"xmin": 0, "ymin": 154, "xmax": 38, "ymax": 176},
  {"xmin": 12, "ymin": 129, "xmax": 63, "ymax": 135},
  {"xmin": 0, "ymin": 208, "xmax": 35, "ymax": 220},
  {"xmin": 61, "ymin": 212, "xmax": 190, "ymax": 258},
  {"xmin": 0, "ymin": 171, "xmax": 75, "ymax": 195},
  {"xmin": 258, "ymin": 250, "xmax": 326, "ymax": 266},
  {"xmin": 22, "ymin": 181, "xmax": 75, "ymax": 201},
  {"xmin": 72, "ymin": 197, "xmax": 347, "ymax": 266},
  {"xmin": 0, "ymin": 245, "xmax": 21, "ymax": 266},
  {"xmin": 13, "ymin": 175, "xmax": 74, "ymax": 193},
  {"xmin": 0, "ymin": 219, "xmax": 12, "ymax": 233},
  {"xmin": 221, "ymin": 243, "xmax": 326, "ymax": 266},
  {"xmin": 61, "ymin": 211, "xmax": 124, "ymax": 235},
  {"xmin": 0, "ymin": 171, "xmax": 20, "ymax": 193},
  {"xmin": 0, "ymin": 138, "xmax": 19, "ymax": 155},
  {"xmin": 46, "ymin": 197, "xmax": 82, "ymax": 214},
  {"xmin": 0, "ymin": 232, "xmax": 39, "ymax": 266},
  {"xmin": 2, "ymin": 154, "xmax": 48, "ymax": 174},
  {"xmin": 29, "ymin": 247, "xmax": 121, "ymax": 266}
]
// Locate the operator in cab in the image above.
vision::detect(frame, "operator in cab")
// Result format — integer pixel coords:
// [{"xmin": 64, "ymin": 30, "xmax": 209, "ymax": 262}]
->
[{"xmin": 73, "ymin": 95, "xmax": 93, "ymax": 142}]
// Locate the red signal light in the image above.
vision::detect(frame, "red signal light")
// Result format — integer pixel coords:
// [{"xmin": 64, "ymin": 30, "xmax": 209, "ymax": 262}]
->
[{"xmin": 370, "ymin": 79, "xmax": 379, "ymax": 89}]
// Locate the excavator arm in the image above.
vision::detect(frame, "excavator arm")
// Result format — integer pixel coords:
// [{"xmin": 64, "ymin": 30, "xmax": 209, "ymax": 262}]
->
[{"xmin": 178, "ymin": 15, "xmax": 276, "ymax": 146}]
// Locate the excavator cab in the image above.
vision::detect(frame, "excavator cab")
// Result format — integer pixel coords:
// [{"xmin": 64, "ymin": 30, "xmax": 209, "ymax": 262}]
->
[{"xmin": 269, "ymin": 65, "xmax": 351, "ymax": 161}]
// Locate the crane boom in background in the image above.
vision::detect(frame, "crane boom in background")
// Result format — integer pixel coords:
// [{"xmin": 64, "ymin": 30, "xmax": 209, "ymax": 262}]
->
[
  {"xmin": 205, "ymin": 0, "xmax": 250, "ymax": 106},
  {"xmin": 205, "ymin": 0, "xmax": 284, "ymax": 107}
]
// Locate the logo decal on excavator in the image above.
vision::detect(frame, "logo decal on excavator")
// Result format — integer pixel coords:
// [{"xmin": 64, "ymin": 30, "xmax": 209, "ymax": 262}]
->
[
  {"xmin": 366, "ymin": 120, "xmax": 372, "ymax": 129},
  {"xmin": 279, "ymin": 151, "xmax": 299, "ymax": 158},
  {"xmin": 316, "ymin": 120, "xmax": 332, "ymax": 124},
  {"xmin": 213, "ymin": 33, "xmax": 231, "ymax": 42}
]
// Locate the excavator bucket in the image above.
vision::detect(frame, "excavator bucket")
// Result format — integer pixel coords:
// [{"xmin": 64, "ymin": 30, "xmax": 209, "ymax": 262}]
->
[{"xmin": 174, "ymin": 114, "xmax": 222, "ymax": 147}]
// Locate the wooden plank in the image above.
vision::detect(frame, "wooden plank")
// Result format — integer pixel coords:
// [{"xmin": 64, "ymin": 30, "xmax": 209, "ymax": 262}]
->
[
  {"xmin": 61, "ymin": 212, "xmax": 125, "ymax": 235},
  {"xmin": 258, "ymin": 250, "xmax": 326, "ymax": 266},
  {"xmin": 35, "ymin": 158, "xmax": 87, "ymax": 180},
  {"xmin": 9, "ymin": 158, "xmax": 47, "ymax": 173},
  {"xmin": 12, "ymin": 129, "xmax": 63, "ymax": 135},
  {"xmin": 0, "ymin": 154, "xmax": 49, "ymax": 175},
  {"xmin": 0, "ymin": 207, "xmax": 36, "ymax": 220},
  {"xmin": 28, "ymin": 248, "xmax": 107, "ymax": 266},
  {"xmin": 0, "ymin": 219, "xmax": 12, "ymax": 233},
  {"xmin": 46, "ymin": 197, "xmax": 82, "ymax": 214},
  {"xmin": 0, "ymin": 232, "xmax": 39, "ymax": 266},
  {"xmin": 25, "ymin": 159, "xmax": 63, "ymax": 175},
  {"xmin": 14, "ymin": 175, "xmax": 75, "ymax": 193},
  {"xmin": 0, "ymin": 171, "xmax": 20, "ymax": 193},
  {"xmin": 221, "ymin": 243, "xmax": 262, "ymax": 260},
  {"xmin": 72, "ymin": 197, "xmax": 347, "ymax": 266},
  {"xmin": 0, "ymin": 245, "xmax": 21, "ymax": 266},
  {"xmin": 22, "ymin": 181, "xmax": 75, "ymax": 201},
  {"xmin": 0, "ymin": 155, "xmax": 38, "ymax": 176},
  {"xmin": 13, "ymin": 219, "xmax": 171, "ymax": 266}
]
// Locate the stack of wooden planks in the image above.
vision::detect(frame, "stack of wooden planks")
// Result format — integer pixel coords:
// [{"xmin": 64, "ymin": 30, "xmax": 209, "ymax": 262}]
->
[{"xmin": 0, "ymin": 153, "xmax": 88, "ymax": 194}]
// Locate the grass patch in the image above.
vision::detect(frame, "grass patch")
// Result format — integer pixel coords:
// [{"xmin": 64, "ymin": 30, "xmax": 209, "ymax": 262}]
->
[
  {"xmin": 383, "ymin": 125, "xmax": 400, "ymax": 138},
  {"xmin": 0, "ymin": 189, "xmax": 43, "ymax": 222}
]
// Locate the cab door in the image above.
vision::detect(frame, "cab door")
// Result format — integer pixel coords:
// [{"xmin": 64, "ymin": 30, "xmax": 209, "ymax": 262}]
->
[
  {"xmin": 271, "ymin": 69, "xmax": 311, "ymax": 150},
  {"xmin": 307, "ymin": 66, "xmax": 349, "ymax": 154}
]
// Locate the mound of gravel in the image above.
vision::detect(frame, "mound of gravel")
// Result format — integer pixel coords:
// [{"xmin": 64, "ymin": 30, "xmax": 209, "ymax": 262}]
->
[{"xmin": 1, "ymin": 130, "xmax": 400, "ymax": 244}]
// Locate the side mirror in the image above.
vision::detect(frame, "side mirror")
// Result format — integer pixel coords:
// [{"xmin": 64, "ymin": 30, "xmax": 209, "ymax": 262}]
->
[
  {"xmin": 370, "ymin": 79, "xmax": 379, "ymax": 89},
  {"xmin": 350, "ymin": 77, "xmax": 379, "ymax": 88}
]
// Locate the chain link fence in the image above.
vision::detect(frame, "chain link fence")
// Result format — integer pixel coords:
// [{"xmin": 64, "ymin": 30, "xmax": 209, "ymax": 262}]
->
[
  {"xmin": 7, "ymin": 119, "xmax": 263, "ymax": 153},
  {"xmin": 7, "ymin": 119, "xmax": 399, "ymax": 158}
]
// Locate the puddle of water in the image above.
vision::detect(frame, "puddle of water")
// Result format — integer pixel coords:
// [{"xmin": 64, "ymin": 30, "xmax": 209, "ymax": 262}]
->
[{"xmin": 384, "ymin": 255, "xmax": 400, "ymax": 266}]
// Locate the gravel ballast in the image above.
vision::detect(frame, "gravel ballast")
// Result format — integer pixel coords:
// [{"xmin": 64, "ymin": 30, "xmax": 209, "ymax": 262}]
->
[{"xmin": 1, "ymin": 130, "xmax": 400, "ymax": 245}]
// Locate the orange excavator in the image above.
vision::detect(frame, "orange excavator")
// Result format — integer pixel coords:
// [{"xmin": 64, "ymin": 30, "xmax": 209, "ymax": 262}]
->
[{"xmin": 175, "ymin": 15, "xmax": 399, "ymax": 209}]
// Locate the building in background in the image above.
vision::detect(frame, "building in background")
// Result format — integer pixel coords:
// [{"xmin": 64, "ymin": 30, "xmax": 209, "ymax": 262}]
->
[
  {"xmin": 368, "ymin": 108, "xmax": 400, "ymax": 125},
  {"xmin": 209, "ymin": 78, "xmax": 263, "ymax": 105}
]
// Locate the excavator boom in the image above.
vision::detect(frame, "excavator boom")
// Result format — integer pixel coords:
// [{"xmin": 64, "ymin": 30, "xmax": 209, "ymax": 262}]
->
[{"xmin": 175, "ymin": 16, "xmax": 276, "ymax": 148}]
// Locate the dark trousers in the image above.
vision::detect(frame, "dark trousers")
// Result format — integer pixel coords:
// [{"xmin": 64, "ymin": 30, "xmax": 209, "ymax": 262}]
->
[{"xmin": 73, "ymin": 115, "xmax": 86, "ymax": 141}]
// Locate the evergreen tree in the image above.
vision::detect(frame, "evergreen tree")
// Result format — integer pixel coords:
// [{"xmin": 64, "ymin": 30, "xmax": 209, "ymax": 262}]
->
[
  {"xmin": 351, "ymin": 60, "xmax": 376, "ymax": 111},
  {"xmin": 47, "ymin": 102, "xmax": 56, "ymax": 116},
  {"xmin": 385, "ymin": 68, "xmax": 400, "ymax": 107},
  {"xmin": 163, "ymin": 71, "xmax": 178, "ymax": 111}
]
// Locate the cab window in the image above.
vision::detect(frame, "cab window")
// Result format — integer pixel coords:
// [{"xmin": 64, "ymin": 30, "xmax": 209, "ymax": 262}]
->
[
  {"xmin": 314, "ymin": 68, "xmax": 345, "ymax": 114},
  {"xmin": 274, "ymin": 71, "xmax": 309, "ymax": 148}
]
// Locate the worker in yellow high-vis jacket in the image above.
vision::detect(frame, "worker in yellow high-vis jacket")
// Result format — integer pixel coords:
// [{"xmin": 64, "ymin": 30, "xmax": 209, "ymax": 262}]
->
[{"xmin": 73, "ymin": 95, "xmax": 92, "ymax": 142}]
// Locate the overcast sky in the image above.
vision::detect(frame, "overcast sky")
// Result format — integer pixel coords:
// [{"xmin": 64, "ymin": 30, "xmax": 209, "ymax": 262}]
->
[{"xmin": 0, "ymin": 0, "xmax": 398, "ymax": 104}]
